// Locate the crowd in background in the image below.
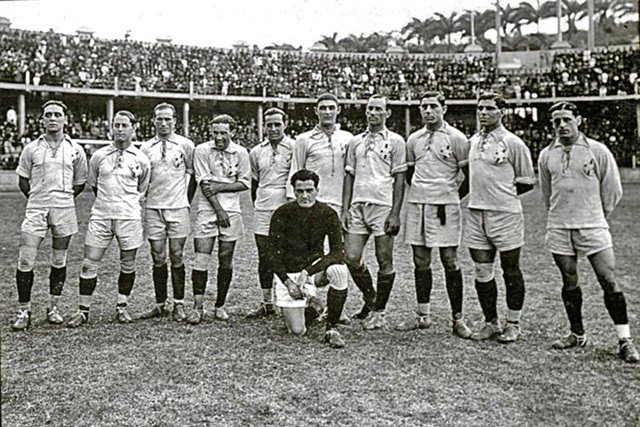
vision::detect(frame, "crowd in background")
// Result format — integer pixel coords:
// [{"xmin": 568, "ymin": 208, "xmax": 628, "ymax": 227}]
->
[{"xmin": 1, "ymin": 28, "xmax": 639, "ymax": 100}]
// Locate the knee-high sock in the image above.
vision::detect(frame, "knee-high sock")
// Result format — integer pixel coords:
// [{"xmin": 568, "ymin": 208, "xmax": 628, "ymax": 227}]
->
[
  {"xmin": 348, "ymin": 264, "xmax": 375, "ymax": 308},
  {"xmin": 445, "ymin": 269, "xmax": 463, "ymax": 318},
  {"xmin": 215, "ymin": 268, "xmax": 232, "ymax": 308},
  {"xmin": 16, "ymin": 269, "xmax": 34, "ymax": 304},
  {"xmin": 504, "ymin": 271, "xmax": 525, "ymax": 311},
  {"xmin": 561, "ymin": 287, "xmax": 584, "ymax": 335},
  {"xmin": 171, "ymin": 264, "xmax": 186, "ymax": 301},
  {"xmin": 326, "ymin": 287, "xmax": 348, "ymax": 329},
  {"xmin": 414, "ymin": 268, "xmax": 432, "ymax": 304},
  {"xmin": 153, "ymin": 264, "xmax": 168, "ymax": 304},
  {"xmin": 475, "ymin": 279, "xmax": 498, "ymax": 323},
  {"xmin": 49, "ymin": 266, "xmax": 66, "ymax": 296},
  {"xmin": 375, "ymin": 272, "xmax": 396, "ymax": 312},
  {"xmin": 604, "ymin": 291, "xmax": 629, "ymax": 325}
]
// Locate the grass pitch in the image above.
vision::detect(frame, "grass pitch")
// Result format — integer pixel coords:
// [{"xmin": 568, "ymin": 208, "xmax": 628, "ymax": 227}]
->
[{"xmin": 1, "ymin": 185, "xmax": 640, "ymax": 426}]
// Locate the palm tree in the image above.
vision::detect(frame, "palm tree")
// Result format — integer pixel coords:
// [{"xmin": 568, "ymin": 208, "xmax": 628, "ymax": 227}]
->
[
  {"xmin": 431, "ymin": 12, "xmax": 463, "ymax": 52},
  {"xmin": 318, "ymin": 32, "xmax": 341, "ymax": 52},
  {"xmin": 613, "ymin": 0, "xmax": 638, "ymax": 19},
  {"xmin": 562, "ymin": 0, "xmax": 588, "ymax": 41},
  {"xmin": 511, "ymin": 0, "xmax": 556, "ymax": 33}
]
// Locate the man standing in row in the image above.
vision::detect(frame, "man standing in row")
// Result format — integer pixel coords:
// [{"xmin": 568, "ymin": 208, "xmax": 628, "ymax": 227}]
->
[
  {"xmin": 140, "ymin": 103, "xmax": 196, "ymax": 322},
  {"xmin": 188, "ymin": 114, "xmax": 250, "ymax": 324},
  {"xmin": 68, "ymin": 110, "xmax": 151, "ymax": 327},
  {"xmin": 465, "ymin": 92, "xmax": 536, "ymax": 343},
  {"xmin": 397, "ymin": 91, "xmax": 472, "ymax": 338},
  {"xmin": 246, "ymin": 108, "xmax": 295, "ymax": 318},
  {"xmin": 342, "ymin": 94, "xmax": 407, "ymax": 330},
  {"xmin": 538, "ymin": 101, "xmax": 638, "ymax": 362},
  {"xmin": 13, "ymin": 100, "xmax": 88, "ymax": 330}
]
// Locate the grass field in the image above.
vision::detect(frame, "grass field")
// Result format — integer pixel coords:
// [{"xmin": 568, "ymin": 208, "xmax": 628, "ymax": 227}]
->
[{"xmin": 1, "ymin": 185, "xmax": 640, "ymax": 426}]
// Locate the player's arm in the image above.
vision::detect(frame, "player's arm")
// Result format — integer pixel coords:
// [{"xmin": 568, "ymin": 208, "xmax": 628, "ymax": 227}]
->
[
  {"xmin": 18, "ymin": 176, "xmax": 30, "ymax": 198},
  {"xmin": 251, "ymin": 179, "xmax": 259, "ymax": 203},
  {"xmin": 385, "ymin": 171, "xmax": 406, "ymax": 236},
  {"xmin": 187, "ymin": 175, "xmax": 197, "ymax": 204},
  {"xmin": 405, "ymin": 135, "xmax": 416, "ymax": 186},
  {"xmin": 598, "ymin": 146, "xmax": 623, "ymax": 217},
  {"xmin": 457, "ymin": 164, "xmax": 469, "ymax": 199},
  {"xmin": 341, "ymin": 172, "xmax": 354, "ymax": 231},
  {"xmin": 510, "ymin": 138, "xmax": 536, "ymax": 196},
  {"xmin": 204, "ymin": 148, "xmax": 250, "ymax": 195},
  {"xmin": 537, "ymin": 150, "xmax": 551, "ymax": 210}
]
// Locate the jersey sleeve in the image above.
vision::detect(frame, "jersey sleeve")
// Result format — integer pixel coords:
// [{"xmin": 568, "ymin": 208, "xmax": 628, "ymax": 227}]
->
[
  {"xmin": 537, "ymin": 147, "xmax": 551, "ymax": 210},
  {"xmin": 405, "ymin": 134, "xmax": 417, "ymax": 167},
  {"xmin": 597, "ymin": 145, "xmax": 623, "ymax": 217},
  {"xmin": 73, "ymin": 143, "xmax": 89, "ymax": 186},
  {"xmin": 344, "ymin": 137, "xmax": 357, "ymax": 176},
  {"xmin": 390, "ymin": 135, "xmax": 407, "ymax": 175},
  {"xmin": 16, "ymin": 144, "xmax": 33, "ymax": 179},
  {"xmin": 509, "ymin": 137, "xmax": 536, "ymax": 185},
  {"xmin": 236, "ymin": 147, "xmax": 251, "ymax": 189},
  {"xmin": 193, "ymin": 145, "xmax": 212, "ymax": 183},
  {"xmin": 184, "ymin": 140, "xmax": 195, "ymax": 176}
]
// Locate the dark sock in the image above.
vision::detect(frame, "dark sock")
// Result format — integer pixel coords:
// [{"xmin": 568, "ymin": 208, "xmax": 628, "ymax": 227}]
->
[
  {"xmin": 348, "ymin": 264, "xmax": 376, "ymax": 308},
  {"xmin": 561, "ymin": 287, "xmax": 584, "ymax": 335},
  {"xmin": 49, "ymin": 266, "xmax": 66, "ymax": 296},
  {"xmin": 375, "ymin": 272, "xmax": 396, "ymax": 311},
  {"xmin": 475, "ymin": 279, "xmax": 498, "ymax": 323},
  {"xmin": 326, "ymin": 288, "xmax": 348, "ymax": 329},
  {"xmin": 152, "ymin": 264, "xmax": 168, "ymax": 304},
  {"xmin": 414, "ymin": 268, "xmax": 432, "ymax": 304},
  {"xmin": 192, "ymin": 269, "xmax": 208, "ymax": 296},
  {"xmin": 604, "ymin": 291, "xmax": 629, "ymax": 325},
  {"xmin": 445, "ymin": 269, "xmax": 463, "ymax": 318},
  {"xmin": 118, "ymin": 272, "xmax": 135, "ymax": 296},
  {"xmin": 79, "ymin": 277, "xmax": 97, "ymax": 296},
  {"xmin": 504, "ymin": 271, "xmax": 525, "ymax": 311},
  {"xmin": 16, "ymin": 269, "xmax": 34, "ymax": 304},
  {"xmin": 171, "ymin": 264, "xmax": 186, "ymax": 301},
  {"xmin": 215, "ymin": 268, "xmax": 232, "ymax": 308}
]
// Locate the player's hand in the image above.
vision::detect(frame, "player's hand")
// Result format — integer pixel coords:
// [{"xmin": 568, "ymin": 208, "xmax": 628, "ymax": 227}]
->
[
  {"xmin": 296, "ymin": 270, "xmax": 309, "ymax": 289},
  {"xmin": 340, "ymin": 209, "xmax": 351, "ymax": 232},
  {"xmin": 201, "ymin": 181, "xmax": 215, "ymax": 199},
  {"xmin": 285, "ymin": 278, "xmax": 303, "ymax": 300},
  {"xmin": 215, "ymin": 209, "xmax": 231, "ymax": 228},
  {"xmin": 384, "ymin": 213, "xmax": 400, "ymax": 236},
  {"xmin": 208, "ymin": 182, "xmax": 226, "ymax": 195}
]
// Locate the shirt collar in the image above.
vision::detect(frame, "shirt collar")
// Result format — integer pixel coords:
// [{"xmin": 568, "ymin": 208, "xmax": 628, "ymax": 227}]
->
[
  {"xmin": 209, "ymin": 140, "xmax": 237, "ymax": 153},
  {"xmin": 259, "ymin": 137, "xmax": 290, "ymax": 148},
  {"xmin": 417, "ymin": 121, "xmax": 448, "ymax": 138},
  {"xmin": 550, "ymin": 133, "xmax": 589, "ymax": 150},
  {"xmin": 364, "ymin": 127, "xmax": 389, "ymax": 140},
  {"xmin": 38, "ymin": 134, "xmax": 73, "ymax": 146},
  {"xmin": 310, "ymin": 125, "xmax": 341, "ymax": 140},
  {"xmin": 105, "ymin": 142, "xmax": 137, "ymax": 155},
  {"xmin": 150, "ymin": 134, "xmax": 179, "ymax": 146},
  {"xmin": 480, "ymin": 124, "xmax": 506, "ymax": 140}
]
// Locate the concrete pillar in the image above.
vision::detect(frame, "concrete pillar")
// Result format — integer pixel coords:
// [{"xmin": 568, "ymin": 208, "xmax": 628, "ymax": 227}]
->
[
  {"xmin": 18, "ymin": 93, "xmax": 26, "ymax": 135},
  {"xmin": 405, "ymin": 106, "xmax": 411, "ymax": 140},
  {"xmin": 106, "ymin": 98, "xmax": 114, "ymax": 124},
  {"xmin": 183, "ymin": 101, "xmax": 190, "ymax": 138},
  {"xmin": 636, "ymin": 100, "xmax": 640, "ymax": 168},
  {"xmin": 587, "ymin": 0, "xmax": 595, "ymax": 51},
  {"xmin": 257, "ymin": 104, "xmax": 264, "ymax": 142}
]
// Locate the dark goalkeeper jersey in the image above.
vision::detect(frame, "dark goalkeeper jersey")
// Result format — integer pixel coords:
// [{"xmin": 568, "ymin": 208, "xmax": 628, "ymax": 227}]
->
[{"xmin": 269, "ymin": 201, "xmax": 345, "ymax": 284}]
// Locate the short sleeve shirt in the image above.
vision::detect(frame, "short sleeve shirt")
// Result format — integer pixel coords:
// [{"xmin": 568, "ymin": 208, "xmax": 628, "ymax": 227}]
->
[
  {"xmin": 140, "ymin": 133, "xmax": 195, "ymax": 209},
  {"xmin": 288, "ymin": 126, "xmax": 353, "ymax": 207},
  {"xmin": 468, "ymin": 125, "xmax": 535, "ymax": 213},
  {"xmin": 249, "ymin": 137, "xmax": 294, "ymax": 211},
  {"xmin": 345, "ymin": 128, "xmax": 407, "ymax": 207},
  {"xmin": 406, "ymin": 121, "xmax": 469, "ymax": 205},
  {"xmin": 88, "ymin": 143, "xmax": 151, "ymax": 220},
  {"xmin": 194, "ymin": 141, "xmax": 250, "ymax": 217},
  {"xmin": 16, "ymin": 135, "xmax": 88, "ymax": 209},
  {"xmin": 538, "ymin": 135, "xmax": 622, "ymax": 229}
]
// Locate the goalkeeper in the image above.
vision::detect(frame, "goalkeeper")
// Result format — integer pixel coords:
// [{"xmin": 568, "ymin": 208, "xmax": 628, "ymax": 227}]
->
[{"xmin": 269, "ymin": 169, "xmax": 349, "ymax": 348}]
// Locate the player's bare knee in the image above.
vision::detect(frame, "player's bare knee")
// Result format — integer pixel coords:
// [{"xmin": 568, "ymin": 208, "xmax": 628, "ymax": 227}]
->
[
  {"xmin": 18, "ymin": 245, "xmax": 38, "ymax": 272},
  {"xmin": 51, "ymin": 249, "xmax": 68, "ymax": 268},
  {"xmin": 169, "ymin": 252, "xmax": 183, "ymax": 268},
  {"xmin": 597, "ymin": 273, "xmax": 619, "ymax": 294},
  {"xmin": 326, "ymin": 264, "xmax": 349, "ymax": 291},
  {"xmin": 441, "ymin": 254, "xmax": 459, "ymax": 272},
  {"xmin": 290, "ymin": 324, "xmax": 306, "ymax": 336},
  {"xmin": 475, "ymin": 263, "xmax": 494, "ymax": 282},
  {"xmin": 120, "ymin": 258, "xmax": 136, "ymax": 274}
]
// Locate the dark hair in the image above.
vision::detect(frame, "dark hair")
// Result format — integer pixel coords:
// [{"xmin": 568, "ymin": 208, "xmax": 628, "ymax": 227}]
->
[
  {"xmin": 478, "ymin": 92, "xmax": 506, "ymax": 110},
  {"xmin": 114, "ymin": 110, "xmax": 137, "ymax": 125},
  {"xmin": 316, "ymin": 93, "xmax": 339, "ymax": 106},
  {"xmin": 211, "ymin": 114, "xmax": 236, "ymax": 132},
  {"xmin": 264, "ymin": 107, "xmax": 288, "ymax": 122},
  {"xmin": 153, "ymin": 102, "xmax": 176, "ymax": 118},
  {"xmin": 420, "ymin": 91, "xmax": 446, "ymax": 106},
  {"xmin": 42, "ymin": 100, "xmax": 68, "ymax": 115},
  {"xmin": 368, "ymin": 94, "xmax": 389, "ymax": 109},
  {"xmin": 549, "ymin": 101, "xmax": 579, "ymax": 116},
  {"xmin": 290, "ymin": 169, "xmax": 319, "ymax": 189}
]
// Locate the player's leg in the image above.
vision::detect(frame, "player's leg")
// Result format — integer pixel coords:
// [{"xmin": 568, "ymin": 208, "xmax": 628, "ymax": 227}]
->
[
  {"xmin": 67, "ymin": 244, "xmax": 108, "ymax": 327},
  {"xmin": 344, "ymin": 232, "xmax": 374, "ymax": 319},
  {"xmin": 323, "ymin": 264, "xmax": 349, "ymax": 348},
  {"xmin": 469, "ymin": 247, "xmax": 501, "ymax": 340},
  {"xmin": 115, "ymin": 248, "xmax": 138, "ymax": 323},
  {"xmin": 281, "ymin": 307, "xmax": 307, "ymax": 336},
  {"xmin": 12, "ymin": 232, "xmax": 44, "ymax": 330},
  {"xmin": 140, "ymin": 238, "xmax": 171, "ymax": 319},
  {"xmin": 168, "ymin": 237, "xmax": 188, "ymax": 321},
  {"xmin": 46, "ymin": 235, "xmax": 73, "ymax": 325},
  {"xmin": 395, "ymin": 245, "xmax": 432, "ymax": 331},
  {"xmin": 551, "ymin": 253, "xmax": 588, "ymax": 349},
  {"xmin": 440, "ymin": 246, "xmax": 472, "ymax": 338},
  {"xmin": 187, "ymin": 236, "xmax": 215, "ymax": 324},
  {"xmin": 246, "ymin": 233, "xmax": 276, "ymax": 318},
  {"xmin": 589, "ymin": 248, "xmax": 639, "ymax": 363},
  {"xmin": 497, "ymin": 247, "xmax": 525, "ymax": 343},
  {"xmin": 363, "ymin": 233, "xmax": 395, "ymax": 330},
  {"xmin": 213, "ymin": 240, "xmax": 236, "ymax": 320}
]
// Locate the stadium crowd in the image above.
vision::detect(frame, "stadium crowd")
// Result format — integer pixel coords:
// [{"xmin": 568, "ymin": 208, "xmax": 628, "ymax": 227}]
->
[{"xmin": 1, "ymin": 28, "xmax": 639, "ymax": 100}]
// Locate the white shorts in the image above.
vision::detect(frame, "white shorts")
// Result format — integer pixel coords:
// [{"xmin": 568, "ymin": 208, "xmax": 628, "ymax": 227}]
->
[
  {"xmin": 145, "ymin": 207, "xmax": 191, "ymax": 240},
  {"xmin": 194, "ymin": 211, "xmax": 244, "ymax": 241},
  {"xmin": 22, "ymin": 206, "xmax": 78, "ymax": 238},
  {"xmin": 464, "ymin": 209, "xmax": 525, "ymax": 252},
  {"xmin": 348, "ymin": 202, "xmax": 392, "ymax": 237},
  {"xmin": 546, "ymin": 228, "xmax": 612, "ymax": 257},
  {"xmin": 274, "ymin": 272, "xmax": 317, "ymax": 308},
  {"xmin": 253, "ymin": 209, "xmax": 275, "ymax": 237},
  {"xmin": 404, "ymin": 203, "xmax": 461, "ymax": 247},
  {"xmin": 85, "ymin": 219, "xmax": 144, "ymax": 251}
]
